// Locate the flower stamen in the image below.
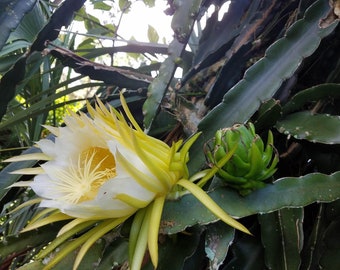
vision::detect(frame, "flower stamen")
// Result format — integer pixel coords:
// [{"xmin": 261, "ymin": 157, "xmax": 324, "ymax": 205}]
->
[{"xmin": 53, "ymin": 147, "xmax": 116, "ymax": 204}]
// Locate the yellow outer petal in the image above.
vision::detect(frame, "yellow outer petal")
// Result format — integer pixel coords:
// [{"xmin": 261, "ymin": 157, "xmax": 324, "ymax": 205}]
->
[
  {"xmin": 6, "ymin": 198, "xmax": 41, "ymax": 214},
  {"xmin": 36, "ymin": 220, "xmax": 97, "ymax": 260},
  {"xmin": 22, "ymin": 212, "xmax": 72, "ymax": 232},
  {"xmin": 4, "ymin": 152, "xmax": 51, "ymax": 162},
  {"xmin": 148, "ymin": 196, "xmax": 166, "ymax": 268},
  {"xmin": 116, "ymin": 193, "xmax": 150, "ymax": 209},
  {"xmin": 73, "ymin": 216, "xmax": 130, "ymax": 270},
  {"xmin": 177, "ymin": 179, "xmax": 251, "ymax": 235},
  {"xmin": 130, "ymin": 206, "xmax": 152, "ymax": 270},
  {"xmin": 8, "ymin": 181, "xmax": 34, "ymax": 188},
  {"xmin": 57, "ymin": 218, "xmax": 95, "ymax": 237},
  {"xmin": 129, "ymin": 208, "xmax": 146, "ymax": 262},
  {"xmin": 10, "ymin": 167, "xmax": 45, "ymax": 175}
]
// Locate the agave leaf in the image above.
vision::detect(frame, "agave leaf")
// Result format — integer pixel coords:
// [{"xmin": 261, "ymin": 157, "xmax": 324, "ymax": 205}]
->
[
  {"xmin": 189, "ymin": 0, "xmax": 339, "ymax": 170},
  {"xmin": 276, "ymin": 111, "xmax": 340, "ymax": 144},
  {"xmin": 161, "ymin": 171, "xmax": 340, "ymax": 234},
  {"xmin": 258, "ymin": 208, "xmax": 304, "ymax": 270}
]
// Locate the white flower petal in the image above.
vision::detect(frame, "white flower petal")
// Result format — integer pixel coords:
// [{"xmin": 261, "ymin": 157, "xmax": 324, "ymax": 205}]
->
[
  {"xmin": 30, "ymin": 174, "xmax": 65, "ymax": 200},
  {"xmin": 98, "ymin": 176, "xmax": 155, "ymax": 203},
  {"xmin": 36, "ymin": 139, "xmax": 57, "ymax": 158},
  {"xmin": 108, "ymin": 140, "xmax": 156, "ymax": 181}
]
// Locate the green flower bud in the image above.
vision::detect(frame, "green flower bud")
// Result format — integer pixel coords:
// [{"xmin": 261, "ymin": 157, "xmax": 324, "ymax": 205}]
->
[{"xmin": 205, "ymin": 123, "xmax": 279, "ymax": 196}]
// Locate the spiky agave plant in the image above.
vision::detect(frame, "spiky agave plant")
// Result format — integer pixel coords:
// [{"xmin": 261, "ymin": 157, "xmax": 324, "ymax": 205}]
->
[{"xmin": 205, "ymin": 123, "xmax": 279, "ymax": 196}]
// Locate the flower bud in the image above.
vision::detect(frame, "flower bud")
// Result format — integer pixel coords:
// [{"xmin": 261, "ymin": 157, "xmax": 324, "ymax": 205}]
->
[{"xmin": 206, "ymin": 123, "xmax": 278, "ymax": 195}]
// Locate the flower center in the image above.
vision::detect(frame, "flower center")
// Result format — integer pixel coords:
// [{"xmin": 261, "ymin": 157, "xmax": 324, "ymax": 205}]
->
[{"xmin": 76, "ymin": 147, "xmax": 116, "ymax": 203}]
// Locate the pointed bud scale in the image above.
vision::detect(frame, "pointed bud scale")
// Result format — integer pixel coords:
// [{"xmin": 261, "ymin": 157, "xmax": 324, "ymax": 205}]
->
[{"xmin": 205, "ymin": 123, "xmax": 279, "ymax": 196}]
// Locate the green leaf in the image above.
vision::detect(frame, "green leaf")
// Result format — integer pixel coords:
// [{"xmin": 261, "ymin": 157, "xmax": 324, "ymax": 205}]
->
[
  {"xmin": 143, "ymin": 0, "xmax": 203, "ymax": 131},
  {"xmin": 205, "ymin": 222, "xmax": 235, "ymax": 270},
  {"xmin": 93, "ymin": 2, "xmax": 111, "ymax": 11},
  {"xmin": 0, "ymin": 81, "xmax": 103, "ymax": 131},
  {"xmin": 252, "ymin": 99, "xmax": 282, "ymax": 132},
  {"xmin": 30, "ymin": 0, "xmax": 86, "ymax": 52},
  {"xmin": 300, "ymin": 204, "xmax": 327, "ymax": 270},
  {"xmin": 258, "ymin": 208, "xmax": 304, "ymax": 270},
  {"xmin": 8, "ymin": 3, "xmax": 46, "ymax": 43},
  {"xmin": 97, "ymin": 238, "xmax": 129, "ymax": 269},
  {"xmin": 0, "ymin": 0, "xmax": 37, "ymax": 51},
  {"xmin": 119, "ymin": 0, "xmax": 131, "ymax": 12},
  {"xmin": 223, "ymin": 233, "xmax": 264, "ymax": 270},
  {"xmin": 161, "ymin": 172, "xmax": 340, "ymax": 234},
  {"xmin": 143, "ymin": 0, "xmax": 155, "ymax": 8},
  {"xmin": 189, "ymin": 0, "xmax": 339, "ymax": 170},
  {"xmin": 144, "ymin": 227, "xmax": 204, "ymax": 270},
  {"xmin": 47, "ymin": 238, "xmax": 106, "ymax": 270},
  {"xmin": 16, "ymin": 261, "xmax": 44, "ymax": 270},
  {"xmin": 0, "ymin": 40, "xmax": 31, "ymax": 57},
  {"xmin": 282, "ymin": 84, "xmax": 340, "ymax": 115},
  {"xmin": 318, "ymin": 219, "xmax": 340, "ymax": 270},
  {"xmin": 147, "ymin": 24, "xmax": 159, "ymax": 43},
  {"xmin": 276, "ymin": 111, "xmax": 340, "ymax": 144},
  {"xmin": 0, "ymin": 223, "xmax": 60, "ymax": 264}
]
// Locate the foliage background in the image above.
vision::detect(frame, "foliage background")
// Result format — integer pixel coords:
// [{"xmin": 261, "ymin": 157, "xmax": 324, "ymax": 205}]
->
[{"xmin": 0, "ymin": 0, "xmax": 339, "ymax": 269}]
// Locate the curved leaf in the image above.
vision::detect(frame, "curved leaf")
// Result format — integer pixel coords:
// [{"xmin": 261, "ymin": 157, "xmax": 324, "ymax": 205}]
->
[
  {"xmin": 47, "ymin": 44, "xmax": 151, "ymax": 89},
  {"xmin": 276, "ymin": 111, "xmax": 340, "ymax": 144},
  {"xmin": 30, "ymin": 0, "xmax": 86, "ymax": 52},
  {"xmin": 223, "ymin": 233, "xmax": 264, "ymax": 270},
  {"xmin": 0, "ymin": 56, "xmax": 27, "ymax": 122},
  {"xmin": 161, "ymin": 172, "xmax": 340, "ymax": 234},
  {"xmin": 282, "ymin": 83, "xmax": 340, "ymax": 114},
  {"xmin": 259, "ymin": 208, "xmax": 304, "ymax": 270},
  {"xmin": 205, "ymin": 222, "xmax": 235, "ymax": 270},
  {"xmin": 318, "ymin": 219, "xmax": 340, "ymax": 270},
  {"xmin": 189, "ymin": 0, "xmax": 339, "ymax": 170},
  {"xmin": 253, "ymin": 98, "xmax": 282, "ymax": 132},
  {"xmin": 0, "ymin": 0, "xmax": 37, "ymax": 51}
]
